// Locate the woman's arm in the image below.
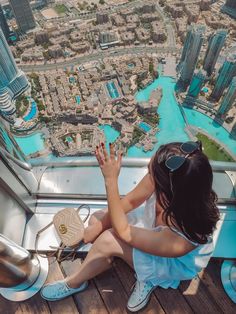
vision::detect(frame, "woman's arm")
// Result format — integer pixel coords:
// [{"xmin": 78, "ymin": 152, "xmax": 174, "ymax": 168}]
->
[
  {"xmin": 96, "ymin": 143, "xmax": 195, "ymax": 257},
  {"xmin": 93, "ymin": 173, "xmax": 154, "ymax": 230}
]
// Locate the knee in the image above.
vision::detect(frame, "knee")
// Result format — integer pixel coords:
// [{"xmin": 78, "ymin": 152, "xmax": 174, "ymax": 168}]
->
[
  {"xmin": 88, "ymin": 214, "xmax": 98, "ymax": 226},
  {"xmin": 88, "ymin": 209, "xmax": 107, "ymax": 226},
  {"xmin": 95, "ymin": 229, "xmax": 117, "ymax": 257}
]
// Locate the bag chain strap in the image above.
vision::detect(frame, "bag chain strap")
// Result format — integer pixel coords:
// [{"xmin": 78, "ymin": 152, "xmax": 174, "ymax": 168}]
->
[{"xmin": 34, "ymin": 204, "xmax": 90, "ymax": 262}]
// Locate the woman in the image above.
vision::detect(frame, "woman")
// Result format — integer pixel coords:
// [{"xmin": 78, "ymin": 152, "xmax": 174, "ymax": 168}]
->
[{"xmin": 41, "ymin": 141, "xmax": 219, "ymax": 312}]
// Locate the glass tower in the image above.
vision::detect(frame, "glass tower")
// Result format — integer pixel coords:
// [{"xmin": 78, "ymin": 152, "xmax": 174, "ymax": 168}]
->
[
  {"xmin": 211, "ymin": 55, "xmax": 236, "ymax": 101},
  {"xmin": 0, "ymin": 29, "xmax": 29, "ymax": 115},
  {"xmin": 9, "ymin": 0, "xmax": 36, "ymax": 33},
  {"xmin": 187, "ymin": 71, "xmax": 206, "ymax": 98},
  {"xmin": 203, "ymin": 29, "xmax": 227, "ymax": 77},
  {"xmin": 0, "ymin": 5, "xmax": 10, "ymax": 41},
  {"xmin": 176, "ymin": 24, "xmax": 205, "ymax": 92},
  {"xmin": 218, "ymin": 77, "xmax": 236, "ymax": 116},
  {"xmin": 225, "ymin": 0, "xmax": 236, "ymax": 7},
  {"xmin": 221, "ymin": 0, "xmax": 236, "ymax": 18}
]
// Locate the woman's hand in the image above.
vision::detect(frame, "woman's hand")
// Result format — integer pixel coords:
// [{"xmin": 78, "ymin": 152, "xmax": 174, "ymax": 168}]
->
[{"xmin": 95, "ymin": 143, "xmax": 123, "ymax": 181}]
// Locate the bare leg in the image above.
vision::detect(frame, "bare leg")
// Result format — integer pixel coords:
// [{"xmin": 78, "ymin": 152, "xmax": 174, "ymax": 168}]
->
[{"xmin": 66, "ymin": 229, "xmax": 133, "ymax": 288}]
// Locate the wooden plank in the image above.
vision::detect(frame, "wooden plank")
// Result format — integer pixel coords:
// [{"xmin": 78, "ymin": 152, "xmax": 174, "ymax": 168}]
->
[
  {"xmin": 94, "ymin": 266, "xmax": 129, "ymax": 314},
  {"xmin": 154, "ymin": 287, "xmax": 194, "ymax": 314},
  {"xmin": 197, "ymin": 260, "xmax": 236, "ymax": 314},
  {"xmin": 0, "ymin": 295, "xmax": 22, "ymax": 314},
  {"xmin": 114, "ymin": 259, "xmax": 165, "ymax": 314},
  {"xmin": 19, "ymin": 295, "xmax": 51, "ymax": 314},
  {"xmin": 179, "ymin": 270, "xmax": 222, "ymax": 314},
  {"xmin": 61, "ymin": 258, "xmax": 108, "ymax": 314},
  {"xmin": 45, "ymin": 257, "xmax": 79, "ymax": 314}
]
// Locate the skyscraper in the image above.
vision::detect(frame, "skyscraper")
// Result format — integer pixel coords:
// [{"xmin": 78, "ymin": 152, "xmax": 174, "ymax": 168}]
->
[
  {"xmin": 176, "ymin": 24, "xmax": 205, "ymax": 92},
  {"xmin": 203, "ymin": 29, "xmax": 227, "ymax": 77},
  {"xmin": 221, "ymin": 0, "xmax": 236, "ymax": 19},
  {"xmin": 217, "ymin": 77, "xmax": 236, "ymax": 116},
  {"xmin": 9, "ymin": 0, "xmax": 36, "ymax": 33},
  {"xmin": 211, "ymin": 55, "xmax": 236, "ymax": 101},
  {"xmin": 0, "ymin": 29, "xmax": 29, "ymax": 115},
  {"xmin": 225, "ymin": 0, "xmax": 236, "ymax": 7},
  {"xmin": 187, "ymin": 70, "xmax": 206, "ymax": 98},
  {"xmin": 0, "ymin": 5, "xmax": 10, "ymax": 41}
]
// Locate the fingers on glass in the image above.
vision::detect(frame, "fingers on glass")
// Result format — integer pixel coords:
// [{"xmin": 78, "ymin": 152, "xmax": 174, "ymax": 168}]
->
[
  {"xmin": 101, "ymin": 142, "xmax": 108, "ymax": 161},
  {"xmin": 109, "ymin": 142, "xmax": 115, "ymax": 159},
  {"xmin": 95, "ymin": 145, "xmax": 104, "ymax": 165},
  {"xmin": 117, "ymin": 151, "xmax": 123, "ymax": 165}
]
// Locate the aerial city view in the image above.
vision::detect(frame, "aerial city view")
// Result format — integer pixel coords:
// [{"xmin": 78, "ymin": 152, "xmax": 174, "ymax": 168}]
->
[{"xmin": 0, "ymin": 0, "xmax": 236, "ymax": 160}]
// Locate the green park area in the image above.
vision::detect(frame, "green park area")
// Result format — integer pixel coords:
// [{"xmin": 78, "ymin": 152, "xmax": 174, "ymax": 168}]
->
[
  {"xmin": 54, "ymin": 4, "xmax": 68, "ymax": 14},
  {"xmin": 196, "ymin": 133, "xmax": 235, "ymax": 162}
]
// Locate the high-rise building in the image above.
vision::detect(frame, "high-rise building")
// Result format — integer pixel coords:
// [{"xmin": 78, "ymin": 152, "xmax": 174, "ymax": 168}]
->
[
  {"xmin": 176, "ymin": 24, "xmax": 205, "ymax": 92},
  {"xmin": 221, "ymin": 0, "xmax": 236, "ymax": 19},
  {"xmin": 96, "ymin": 12, "xmax": 109, "ymax": 24},
  {"xmin": 0, "ymin": 5, "xmax": 10, "ymax": 41},
  {"xmin": 0, "ymin": 29, "xmax": 29, "ymax": 115},
  {"xmin": 187, "ymin": 70, "xmax": 206, "ymax": 98},
  {"xmin": 203, "ymin": 29, "xmax": 227, "ymax": 77},
  {"xmin": 218, "ymin": 77, "xmax": 236, "ymax": 116},
  {"xmin": 211, "ymin": 55, "xmax": 236, "ymax": 101},
  {"xmin": 9, "ymin": 0, "xmax": 36, "ymax": 33}
]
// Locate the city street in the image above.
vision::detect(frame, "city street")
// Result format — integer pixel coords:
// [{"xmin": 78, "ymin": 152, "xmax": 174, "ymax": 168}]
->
[{"xmin": 20, "ymin": 46, "xmax": 180, "ymax": 72}]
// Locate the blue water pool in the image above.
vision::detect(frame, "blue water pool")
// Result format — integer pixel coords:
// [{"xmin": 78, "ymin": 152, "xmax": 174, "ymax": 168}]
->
[
  {"xmin": 128, "ymin": 76, "xmax": 189, "ymax": 157},
  {"xmin": 14, "ymin": 132, "xmax": 45, "ymax": 155},
  {"xmin": 69, "ymin": 77, "xmax": 76, "ymax": 84},
  {"xmin": 76, "ymin": 96, "xmax": 81, "ymax": 104},
  {"xmin": 24, "ymin": 100, "xmax": 37, "ymax": 121},
  {"xmin": 65, "ymin": 136, "xmax": 73, "ymax": 143},
  {"xmin": 184, "ymin": 108, "xmax": 236, "ymax": 155},
  {"xmin": 106, "ymin": 81, "xmax": 120, "ymax": 99},
  {"xmin": 99, "ymin": 124, "xmax": 120, "ymax": 151},
  {"xmin": 139, "ymin": 122, "xmax": 152, "ymax": 132},
  {"xmin": 201, "ymin": 86, "xmax": 209, "ymax": 93},
  {"xmin": 128, "ymin": 63, "xmax": 135, "ymax": 69},
  {"xmin": 128, "ymin": 76, "xmax": 236, "ymax": 157}
]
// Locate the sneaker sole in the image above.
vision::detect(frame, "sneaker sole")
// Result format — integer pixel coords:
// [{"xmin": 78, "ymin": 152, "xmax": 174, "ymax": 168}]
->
[
  {"xmin": 40, "ymin": 282, "xmax": 88, "ymax": 301},
  {"xmin": 127, "ymin": 286, "xmax": 156, "ymax": 312}
]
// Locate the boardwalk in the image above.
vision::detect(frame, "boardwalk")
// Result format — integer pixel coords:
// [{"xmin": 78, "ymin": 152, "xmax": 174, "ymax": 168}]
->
[{"xmin": 0, "ymin": 258, "xmax": 235, "ymax": 314}]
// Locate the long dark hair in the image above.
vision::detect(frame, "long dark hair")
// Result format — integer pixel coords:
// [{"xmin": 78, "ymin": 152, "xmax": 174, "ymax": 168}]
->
[{"xmin": 150, "ymin": 142, "xmax": 219, "ymax": 244}]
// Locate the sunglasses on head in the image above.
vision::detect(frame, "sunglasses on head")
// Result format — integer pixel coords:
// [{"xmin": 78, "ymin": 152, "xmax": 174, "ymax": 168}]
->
[{"xmin": 165, "ymin": 141, "xmax": 202, "ymax": 193}]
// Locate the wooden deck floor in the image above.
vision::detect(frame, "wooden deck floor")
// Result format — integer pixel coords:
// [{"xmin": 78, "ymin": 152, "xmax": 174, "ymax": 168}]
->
[{"xmin": 0, "ymin": 258, "xmax": 235, "ymax": 314}]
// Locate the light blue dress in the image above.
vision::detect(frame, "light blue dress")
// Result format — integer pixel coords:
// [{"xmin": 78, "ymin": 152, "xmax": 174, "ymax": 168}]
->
[{"xmin": 130, "ymin": 194, "xmax": 214, "ymax": 289}]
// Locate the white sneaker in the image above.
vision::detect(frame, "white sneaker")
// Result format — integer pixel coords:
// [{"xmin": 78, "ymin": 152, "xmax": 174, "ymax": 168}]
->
[
  {"xmin": 40, "ymin": 280, "xmax": 88, "ymax": 301},
  {"xmin": 127, "ymin": 280, "xmax": 155, "ymax": 312}
]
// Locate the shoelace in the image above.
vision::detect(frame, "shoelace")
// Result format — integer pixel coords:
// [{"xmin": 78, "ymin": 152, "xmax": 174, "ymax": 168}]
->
[
  {"xmin": 55, "ymin": 282, "xmax": 70, "ymax": 298},
  {"xmin": 131, "ymin": 281, "xmax": 152, "ymax": 300}
]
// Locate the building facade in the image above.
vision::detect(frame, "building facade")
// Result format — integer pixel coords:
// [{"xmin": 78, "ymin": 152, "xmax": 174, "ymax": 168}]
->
[
  {"xmin": 0, "ymin": 5, "xmax": 10, "ymax": 41},
  {"xmin": 221, "ymin": 0, "xmax": 236, "ymax": 18},
  {"xmin": 211, "ymin": 55, "xmax": 236, "ymax": 101},
  {"xmin": 203, "ymin": 29, "xmax": 227, "ymax": 77},
  {"xmin": 176, "ymin": 24, "xmax": 205, "ymax": 92},
  {"xmin": 218, "ymin": 77, "xmax": 236, "ymax": 116},
  {"xmin": 0, "ymin": 29, "xmax": 29, "ymax": 115},
  {"xmin": 9, "ymin": 0, "xmax": 36, "ymax": 33},
  {"xmin": 187, "ymin": 70, "xmax": 206, "ymax": 98}
]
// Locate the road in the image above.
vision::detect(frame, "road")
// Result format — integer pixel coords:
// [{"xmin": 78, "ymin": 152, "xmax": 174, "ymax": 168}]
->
[
  {"xmin": 20, "ymin": 0, "xmax": 177, "ymax": 73},
  {"xmin": 20, "ymin": 46, "xmax": 179, "ymax": 73}
]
